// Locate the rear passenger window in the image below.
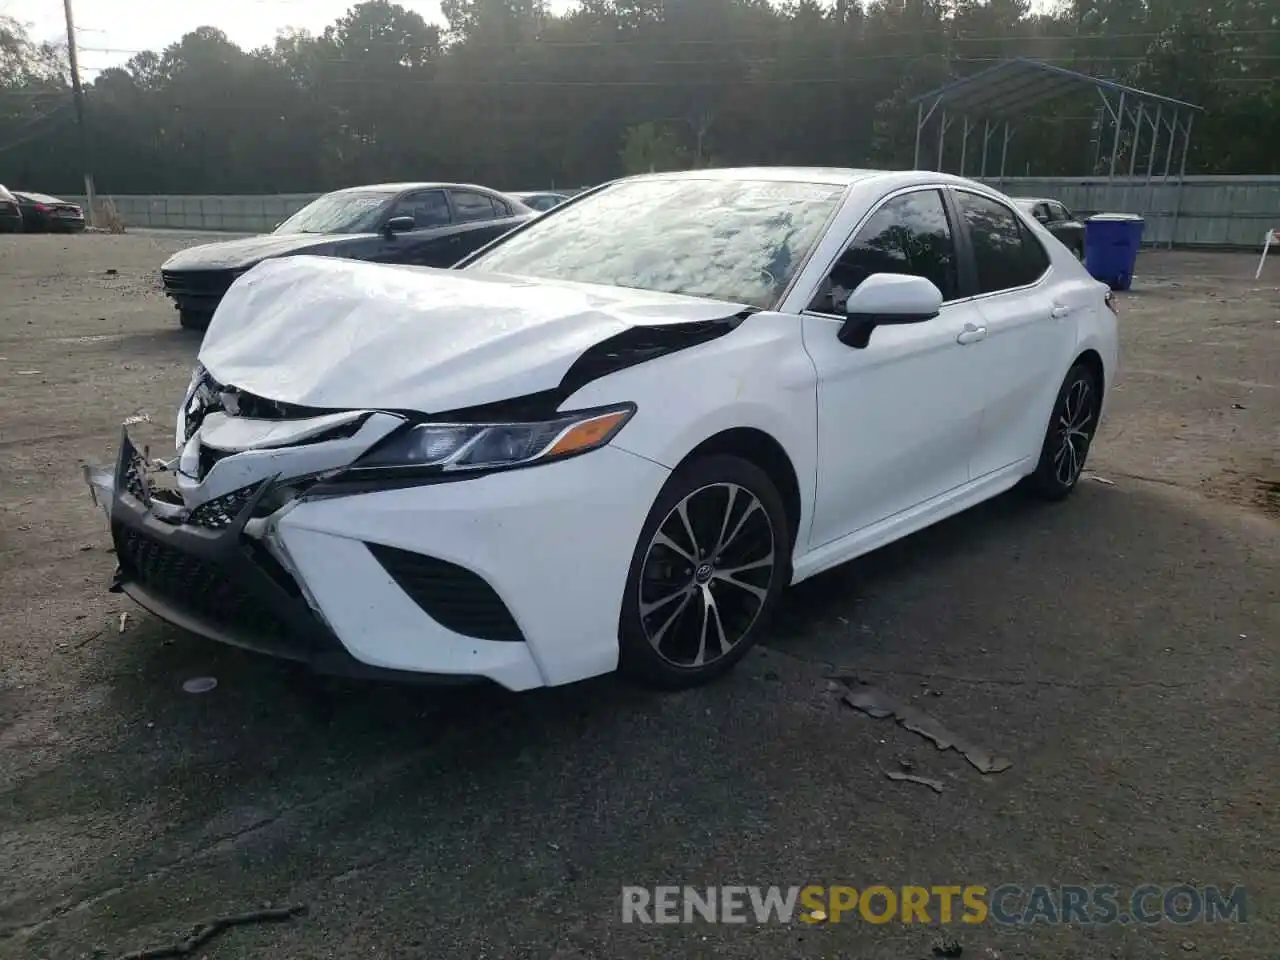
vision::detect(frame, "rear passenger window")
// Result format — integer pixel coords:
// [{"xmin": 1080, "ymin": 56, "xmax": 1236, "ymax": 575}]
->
[
  {"xmin": 452, "ymin": 191, "xmax": 499, "ymax": 222},
  {"xmin": 809, "ymin": 189, "xmax": 958, "ymax": 314},
  {"xmin": 955, "ymin": 191, "xmax": 1050, "ymax": 294}
]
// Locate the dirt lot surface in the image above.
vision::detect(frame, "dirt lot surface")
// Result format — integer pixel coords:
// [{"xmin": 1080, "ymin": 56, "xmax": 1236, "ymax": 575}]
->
[{"xmin": 1, "ymin": 235, "xmax": 1276, "ymax": 959}]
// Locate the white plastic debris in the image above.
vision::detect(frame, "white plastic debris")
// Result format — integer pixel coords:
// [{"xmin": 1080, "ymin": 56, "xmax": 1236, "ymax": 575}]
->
[
  {"xmin": 118, "ymin": 611, "xmax": 129, "ymax": 633},
  {"xmin": 182, "ymin": 677, "xmax": 218, "ymax": 694}
]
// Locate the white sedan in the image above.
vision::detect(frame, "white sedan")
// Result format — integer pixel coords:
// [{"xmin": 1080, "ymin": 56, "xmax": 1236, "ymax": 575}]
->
[{"xmin": 84, "ymin": 167, "xmax": 1117, "ymax": 691}]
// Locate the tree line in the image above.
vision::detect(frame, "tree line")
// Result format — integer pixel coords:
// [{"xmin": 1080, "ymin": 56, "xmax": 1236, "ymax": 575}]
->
[{"xmin": 1, "ymin": 0, "xmax": 1278, "ymax": 197}]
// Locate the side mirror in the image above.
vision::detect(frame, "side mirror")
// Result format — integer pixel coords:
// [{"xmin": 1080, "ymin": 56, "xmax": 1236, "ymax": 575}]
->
[
  {"xmin": 383, "ymin": 216, "xmax": 415, "ymax": 237},
  {"xmin": 838, "ymin": 273, "xmax": 943, "ymax": 349}
]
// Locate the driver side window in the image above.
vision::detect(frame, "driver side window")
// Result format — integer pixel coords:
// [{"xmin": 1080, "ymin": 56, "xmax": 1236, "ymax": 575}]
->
[
  {"xmin": 387, "ymin": 190, "xmax": 450, "ymax": 228},
  {"xmin": 808, "ymin": 189, "xmax": 958, "ymax": 315}
]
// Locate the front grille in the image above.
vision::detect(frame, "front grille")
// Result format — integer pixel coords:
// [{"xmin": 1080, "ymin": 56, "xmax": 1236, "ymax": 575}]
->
[
  {"xmin": 366, "ymin": 543, "xmax": 525, "ymax": 642},
  {"xmin": 114, "ymin": 524, "xmax": 298, "ymax": 645},
  {"xmin": 187, "ymin": 484, "xmax": 261, "ymax": 529},
  {"xmin": 161, "ymin": 268, "xmax": 237, "ymax": 296}
]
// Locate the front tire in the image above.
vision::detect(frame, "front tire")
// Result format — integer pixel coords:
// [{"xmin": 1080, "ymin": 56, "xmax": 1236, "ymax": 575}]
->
[
  {"xmin": 179, "ymin": 308, "xmax": 210, "ymax": 332},
  {"xmin": 1024, "ymin": 362, "xmax": 1102, "ymax": 501},
  {"xmin": 618, "ymin": 454, "xmax": 789, "ymax": 689}
]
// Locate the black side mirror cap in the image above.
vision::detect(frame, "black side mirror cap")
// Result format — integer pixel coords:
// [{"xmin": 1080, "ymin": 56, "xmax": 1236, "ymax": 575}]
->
[
  {"xmin": 384, "ymin": 216, "xmax": 416, "ymax": 236},
  {"xmin": 838, "ymin": 309, "xmax": 939, "ymax": 349}
]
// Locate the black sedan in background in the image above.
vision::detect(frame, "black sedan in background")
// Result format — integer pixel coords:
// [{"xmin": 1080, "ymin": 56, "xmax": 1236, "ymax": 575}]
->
[
  {"xmin": 160, "ymin": 182, "xmax": 534, "ymax": 331},
  {"xmin": 12, "ymin": 191, "xmax": 85, "ymax": 232},
  {"xmin": 1013, "ymin": 197, "xmax": 1085, "ymax": 259},
  {"xmin": 0, "ymin": 185, "xmax": 22, "ymax": 233}
]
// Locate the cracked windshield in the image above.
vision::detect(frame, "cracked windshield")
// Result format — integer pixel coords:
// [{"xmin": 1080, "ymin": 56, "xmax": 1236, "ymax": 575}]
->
[{"xmin": 0, "ymin": 0, "xmax": 1275, "ymax": 958}]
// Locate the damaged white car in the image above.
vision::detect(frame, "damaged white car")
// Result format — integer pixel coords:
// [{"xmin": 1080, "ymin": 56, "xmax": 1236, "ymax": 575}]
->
[{"xmin": 84, "ymin": 168, "xmax": 1118, "ymax": 691}]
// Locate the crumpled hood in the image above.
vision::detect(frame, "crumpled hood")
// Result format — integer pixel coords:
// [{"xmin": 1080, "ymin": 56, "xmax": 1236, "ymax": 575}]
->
[
  {"xmin": 161, "ymin": 232, "xmax": 360, "ymax": 271},
  {"xmin": 197, "ymin": 255, "xmax": 750, "ymax": 413}
]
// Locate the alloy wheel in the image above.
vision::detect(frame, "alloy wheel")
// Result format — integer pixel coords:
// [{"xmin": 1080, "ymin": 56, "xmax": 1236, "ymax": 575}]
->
[
  {"xmin": 1053, "ymin": 376, "xmax": 1095, "ymax": 487},
  {"xmin": 637, "ymin": 482, "xmax": 777, "ymax": 668}
]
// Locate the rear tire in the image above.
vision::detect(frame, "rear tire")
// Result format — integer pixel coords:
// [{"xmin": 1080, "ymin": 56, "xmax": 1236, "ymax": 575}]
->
[
  {"xmin": 618, "ymin": 454, "xmax": 790, "ymax": 689},
  {"xmin": 1024, "ymin": 362, "xmax": 1102, "ymax": 501}
]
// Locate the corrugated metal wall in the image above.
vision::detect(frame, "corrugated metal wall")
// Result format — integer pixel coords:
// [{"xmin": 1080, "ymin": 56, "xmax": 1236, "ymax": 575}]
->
[
  {"xmin": 978, "ymin": 176, "xmax": 1280, "ymax": 248},
  {"xmin": 68, "ymin": 177, "xmax": 1280, "ymax": 247}
]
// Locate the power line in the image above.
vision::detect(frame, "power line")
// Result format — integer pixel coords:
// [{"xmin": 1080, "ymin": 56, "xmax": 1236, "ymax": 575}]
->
[{"xmin": 0, "ymin": 98, "xmax": 75, "ymax": 154}]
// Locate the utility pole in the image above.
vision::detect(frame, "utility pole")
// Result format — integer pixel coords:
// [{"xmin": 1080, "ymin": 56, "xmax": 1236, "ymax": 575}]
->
[{"xmin": 62, "ymin": 0, "xmax": 97, "ymax": 227}]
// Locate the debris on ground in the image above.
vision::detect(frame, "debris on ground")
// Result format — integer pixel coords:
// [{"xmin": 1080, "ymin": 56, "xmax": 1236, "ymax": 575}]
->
[
  {"xmin": 931, "ymin": 936, "xmax": 964, "ymax": 957},
  {"xmin": 1089, "ymin": 475, "xmax": 1117, "ymax": 486},
  {"xmin": 122, "ymin": 411, "xmax": 151, "ymax": 426},
  {"xmin": 117, "ymin": 612, "xmax": 129, "ymax": 633},
  {"xmin": 1231, "ymin": 403, "xmax": 1246, "ymax": 410},
  {"xmin": 883, "ymin": 768, "xmax": 944, "ymax": 793},
  {"xmin": 843, "ymin": 685, "xmax": 1013, "ymax": 774},
  {"xmin": 182, "ymin": 676, "xmax": 218, "ymax": 694},
  {"xmin": 105, "ymin": 268, "xmax": 118, "ymax": 275},
  {"xmin": 114, "ymin": 904, "xmax": 306, "ymax": 960}
]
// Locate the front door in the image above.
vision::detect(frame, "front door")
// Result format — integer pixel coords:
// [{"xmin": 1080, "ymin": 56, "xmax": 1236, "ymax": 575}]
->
[{"xmin": 800, "ymin": 187, "xmax": 988, "ymax": 550}]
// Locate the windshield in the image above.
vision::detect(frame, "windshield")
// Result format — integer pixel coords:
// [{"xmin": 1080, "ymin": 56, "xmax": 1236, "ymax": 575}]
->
[
  {"xmin": 466, "ymin": 177, "xmax": 845, "ymax": 308},
  {"xmin": 273, "ymin": 191, "xmax": 394, "ymax": 235}
]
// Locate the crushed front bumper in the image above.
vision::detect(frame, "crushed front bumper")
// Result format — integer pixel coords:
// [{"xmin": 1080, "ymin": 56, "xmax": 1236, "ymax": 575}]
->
[{"xmin": 85, "ymin": 431, "xmax": 477, "ymax": 684}]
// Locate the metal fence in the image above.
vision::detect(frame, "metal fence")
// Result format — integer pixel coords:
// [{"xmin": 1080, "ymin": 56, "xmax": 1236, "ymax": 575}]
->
[{"xmin": 67, "ymin": 176, "xmax": 1280, "ymax": 248}]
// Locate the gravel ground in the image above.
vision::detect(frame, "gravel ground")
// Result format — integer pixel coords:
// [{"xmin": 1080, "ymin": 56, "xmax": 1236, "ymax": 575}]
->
[{"xmin": 0, "ymin": 233, "xmax": 1276, "ymax": 960}]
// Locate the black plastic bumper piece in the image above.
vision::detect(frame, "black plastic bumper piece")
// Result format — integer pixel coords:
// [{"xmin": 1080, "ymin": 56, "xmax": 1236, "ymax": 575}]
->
[
  {"xmin": 106, "ymin": 431, "xmax": 481, "ymax": 686},
  {"xmin": 160, "ymin": 268, "xmax": 235, "ymax": 314},
  {"xmin": 365, "ymin": 543, "xmax": 526, "ymax": 643}
]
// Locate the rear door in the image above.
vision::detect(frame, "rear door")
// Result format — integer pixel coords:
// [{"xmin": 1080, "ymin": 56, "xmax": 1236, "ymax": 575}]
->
[
  {"xmin": 449, "ymin": 189, "xmax": 508, "ymax": 223},
  {"xmin": 951, "ymin": 188, "xmax": 1078, "ymax": 478}
]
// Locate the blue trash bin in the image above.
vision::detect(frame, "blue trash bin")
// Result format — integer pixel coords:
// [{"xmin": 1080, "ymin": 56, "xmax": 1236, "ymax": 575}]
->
[{"xmin": 1084, "ymin": 213, "xmax": 1145, "ymax": 292}]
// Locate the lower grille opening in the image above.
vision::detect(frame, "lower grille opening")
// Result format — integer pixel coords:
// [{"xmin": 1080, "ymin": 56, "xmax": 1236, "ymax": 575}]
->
[
  {"xmin": 366, "ymin": 543, "xmax": 525, "ymax": 643},
  {"xmin": 114, "ymin": 524, "xmax": 300, "ymax": 646}
]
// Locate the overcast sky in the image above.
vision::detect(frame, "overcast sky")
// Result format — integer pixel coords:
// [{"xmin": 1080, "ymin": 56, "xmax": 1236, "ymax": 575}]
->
[{"xmin": 2, "ymin": 0, "xmax": 566, "ymax": 76}]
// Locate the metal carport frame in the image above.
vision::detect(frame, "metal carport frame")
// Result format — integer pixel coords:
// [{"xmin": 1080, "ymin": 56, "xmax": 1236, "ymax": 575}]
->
[{"xmin": 909, "ymin": 57, "xmax": 1201, "ymax": 182}]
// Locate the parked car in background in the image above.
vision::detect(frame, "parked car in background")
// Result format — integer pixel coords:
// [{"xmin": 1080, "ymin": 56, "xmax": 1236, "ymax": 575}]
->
[
  {"xmin": 86, "ymin": 167, "xmax": 1117, "ymax": 693},
  {"xmin": 12, "ymin": 190, "xmax": 85, "ymax": 233},
  {"xmin": 507, "ymin": 191, "xmax": 570, "ymax": 212},
  {"xmin": 0, "ymin": 185, "xmax": 22, "ymax": 233},
  {"xmin": 1013, "ymin": 197, "xmax": 1085, "ymax": 259},
  {"xmin": 160, "ymin": 182, "xmax": 534, "ymax": 330}
]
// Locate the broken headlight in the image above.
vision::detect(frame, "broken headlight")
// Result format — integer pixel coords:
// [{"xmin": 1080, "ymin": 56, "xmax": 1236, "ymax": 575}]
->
[
  {"xmin": 352, "ymin": 404, "xmax": 635, "ymax": 476},
  {"xmin": 175, "ymin": 363, "xmax": 221, "ymax": 448}
]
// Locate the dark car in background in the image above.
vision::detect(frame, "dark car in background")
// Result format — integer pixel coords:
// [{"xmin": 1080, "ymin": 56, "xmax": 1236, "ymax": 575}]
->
[
  {"xmin": 0, "ymin": 185, "xmax": 21, "ymax": 233},
  {"xmin": 1013, "ymin": 197, "xmax": 1085, "ymax": 259},
  {"xmin": 160, "ymin": 182, "xmax": 533, "ymax": 330},
  {"xmin": 12, "ymin": 191, "xmax": 85, "ymax": 233},
  {"xmin": 507, "ymin": 190, "xmax": 570, "ymax": 212}
]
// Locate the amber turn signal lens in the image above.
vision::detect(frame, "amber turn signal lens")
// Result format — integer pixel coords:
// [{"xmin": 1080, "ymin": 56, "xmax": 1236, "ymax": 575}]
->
[{"xmin": 546, "ymin": 410, "xmax": 632, "ymax": 457}]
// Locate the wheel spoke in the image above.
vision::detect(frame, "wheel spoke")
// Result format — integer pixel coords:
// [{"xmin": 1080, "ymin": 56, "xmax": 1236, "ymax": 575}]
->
[
  {"xmin": 713, "ymin": 485, "xmax": 740, "ymax": 555},
  {"xmin": 640, "ymin": 584, "xmax": 692, "ymax": 618},
  {"xmin": 652, "ymin": 531, "xmax": 694, "ymax": 564},
  {"xmin": 676, "ymin": 500, "xmax": 702, "ymax": 559},
  {"xmin": 717, "ymin": 497, "xmax": 762, "ymax": 559},
  {"xmin": 694, "ymin": 585, "xmax": 731, "ymax": 665},
  {"xmin": 712, "ymin": 568, "xmax": 771, "ymax": 604},
  {"xmin": 648, "ymin": 589, "xmax": 695, "ymax": 652}
]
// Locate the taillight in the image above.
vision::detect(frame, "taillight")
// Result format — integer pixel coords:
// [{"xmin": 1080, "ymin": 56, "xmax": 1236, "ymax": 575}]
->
[{"xmin": 33, "ymin": 203, "xmax": 49, "ymax": 213}]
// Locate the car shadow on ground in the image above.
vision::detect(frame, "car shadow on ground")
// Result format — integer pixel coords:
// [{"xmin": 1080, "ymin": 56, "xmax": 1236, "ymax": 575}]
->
[{"xmin": 5, "ymin": 479, "xmax": 1276, "ymax": 958}]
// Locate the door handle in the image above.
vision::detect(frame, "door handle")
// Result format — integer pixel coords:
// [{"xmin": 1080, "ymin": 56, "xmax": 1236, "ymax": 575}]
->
[
  {"xmin": 956, "ymin": 324, "xmax": 987, "ymax": 345},
  {"xmin": 1050, "ymin": 304, "xmax": 1071, "ymax": 319}
]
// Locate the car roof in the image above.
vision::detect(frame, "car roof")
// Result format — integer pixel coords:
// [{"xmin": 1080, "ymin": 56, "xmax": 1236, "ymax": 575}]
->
[
  {"xmin": 331, "ymin": 182, "xmax": 501, "ymax": 194},
  {"xmin": 618, "ymin": 166, "xmax": 886, "ymax": 187}
]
